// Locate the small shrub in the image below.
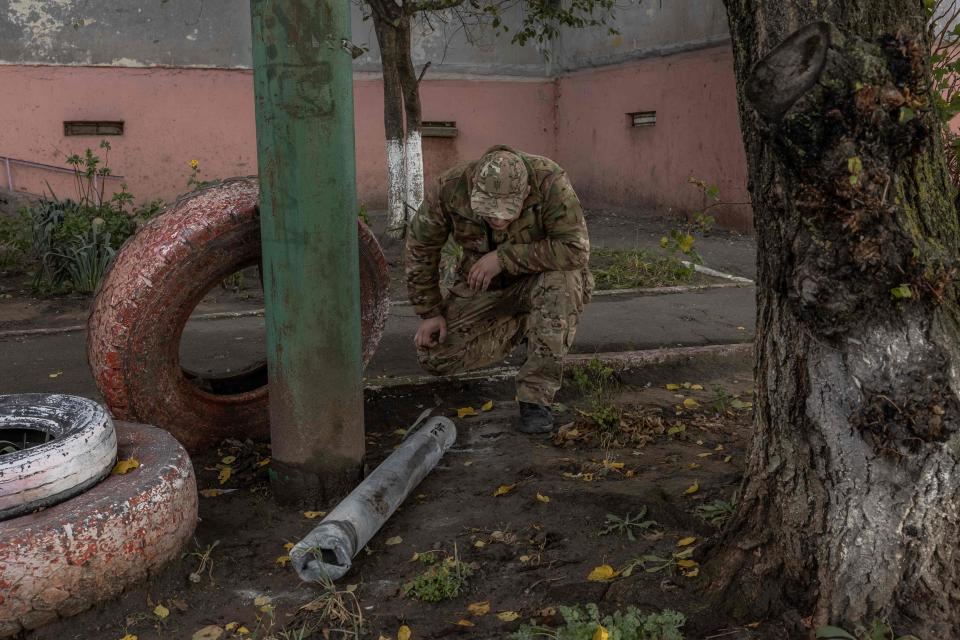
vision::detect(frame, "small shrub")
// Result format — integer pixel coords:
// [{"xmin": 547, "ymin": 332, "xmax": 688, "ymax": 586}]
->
[
  {"xmin": 512, "ymin": 604, "xmax": 685, "ymax": 640},
  {"xmin": 403, "ymin": 550, "xmax": 473, "ymax": 602},
  {"xmin": 569, "ymin": 358, "xmax": 620, "ymax": 431},
  {"xmin": 597, "ymin": 507, "xmax": 658, "ymax": 541}
]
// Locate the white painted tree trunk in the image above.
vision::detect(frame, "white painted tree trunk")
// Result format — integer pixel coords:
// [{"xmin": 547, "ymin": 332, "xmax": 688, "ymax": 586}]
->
[{"xmin": 385, "ymin": 137, "xmax": 407, "ymax": 238}]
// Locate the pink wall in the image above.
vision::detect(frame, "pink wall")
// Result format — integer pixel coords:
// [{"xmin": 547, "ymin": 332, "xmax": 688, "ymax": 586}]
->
[
  {"xmin": 0, "ymin": 66, "xmax": 554, "ymax": 212},
  {"xmin": 0, "ymin": 50, "xmax": 752, "ymax": 229},
  {"xmin": 556, "ymin": 47, "xmax": 752, "ymax": 230}
]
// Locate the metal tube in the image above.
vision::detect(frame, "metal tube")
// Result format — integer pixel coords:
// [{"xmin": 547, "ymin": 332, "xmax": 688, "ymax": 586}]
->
[
  {"xmin": 249, "ymin": 0, "xmax": 365, "ymax": 503},
  {"xmin": 4, "ymin": 158, "xmax": 12, "ymax": 191},
  {"xmin": 290, "ymin": 417, "xmax": 457, "ymax": 581}
]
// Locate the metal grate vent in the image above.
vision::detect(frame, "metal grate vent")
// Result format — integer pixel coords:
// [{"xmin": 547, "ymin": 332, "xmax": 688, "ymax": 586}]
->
[
  {"xmin": 628, "ymin": 111, "xmax": 657, "ymax": 127},
  {"xmin": 64, "ymin": 121, "xmax": 125, "ymax": 136},
  {"xmin": 421, "ymin": 121, "xmax": 458, "ymax": 138}
]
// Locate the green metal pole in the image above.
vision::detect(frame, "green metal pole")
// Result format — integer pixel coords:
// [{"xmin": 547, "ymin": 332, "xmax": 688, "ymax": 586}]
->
[{"xmin": 250, "ymin": 0, "xmax": 364, "ymax": 505}]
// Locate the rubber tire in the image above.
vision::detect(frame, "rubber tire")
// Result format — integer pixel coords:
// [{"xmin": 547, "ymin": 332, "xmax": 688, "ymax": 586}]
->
[
  {"xmin": 87, "ymin": 177, "xmax": 390, "ymax": 451},
  {"xmin": 0, "ymin": 394, "xmax": 116, "ymax": 521},
  {"xmin": 0, "ymin": 421, "xmax": 197, "ymax": 637}
]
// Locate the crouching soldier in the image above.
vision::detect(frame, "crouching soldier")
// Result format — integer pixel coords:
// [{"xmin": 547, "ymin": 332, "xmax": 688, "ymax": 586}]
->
[{"xmin": 405, "ymin": 145, "xmax": 593, "ymax": 433}]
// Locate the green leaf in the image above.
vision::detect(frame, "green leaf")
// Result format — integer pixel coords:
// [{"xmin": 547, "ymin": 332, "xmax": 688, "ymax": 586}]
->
[
  {"xmin": 677, "ymin": 233, "xmax": 695, "ymax": 254},
  {"xmin": 815, "ymin": 626, "xmax": 857, "ymax": 640},
  {"xmin": 890, "ymin": 284, "xmax": 913, "ymax": 300},
  {"xmin": 899, "ymin": 106, "xmax": 916, "ymax": 124}
]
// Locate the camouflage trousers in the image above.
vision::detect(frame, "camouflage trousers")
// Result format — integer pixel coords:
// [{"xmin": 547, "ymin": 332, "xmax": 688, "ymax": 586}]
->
[{"xmin": 417, "ymin": 270, "xmax": 590, "ymax": 406}]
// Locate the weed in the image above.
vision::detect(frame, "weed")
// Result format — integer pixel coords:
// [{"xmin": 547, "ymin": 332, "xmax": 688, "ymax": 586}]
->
[
  {"xmin": 816, "ymin": 618, "xmax": 920, "ymax": 640},
  {"xmin": 712, "ymin": 385, "xmax": 732, "ymax": 413},
  {"xmin": 0, "ymin": 211, "xmax": 29, "ymax": 271},
  {"xmin": 512, "ymin": 603, "xmax": 685, "ymax": 640},
  {"xmin": 597, "ymin": 507, "xmax": 658, "ymax": 541},
  {"xmin": 184, "ymin": 539, "xmax": 220, "ymax": 584},
  {"xmin": 187, "ymin": 159, "xmax": 216, "ymax": 191},
  {"xmin": 569, "ymin": 358, "xmax": 620, "ymax": 431},
  {"xmin": 358, "ymin": 202, "xmax": 371, "ymax": 226},
  {"xmin": 590, "ymin": 247, "xmax": 695, "ymax": 290},
  {"xmin": 694, "ymin": 496, "xmax": 736, "ymax": 529},
  {"xmin": 622, "ymin": 545, "xmax": 699, "ymax": 579},
  {"xmin": 292, "ymin": 574, "xmax": 364, "ymax": 638},
  {"xmin": 403, "ymin": 546, "xmax": 473, "ymax": 602}
]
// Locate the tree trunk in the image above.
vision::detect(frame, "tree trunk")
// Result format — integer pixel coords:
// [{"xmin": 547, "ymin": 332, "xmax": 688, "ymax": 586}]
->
[
  {"xmin": 397, "ymin": 18, "xmax": 424, "ymax": 228},
  {"xmin": 371, "ymin": 3, "xmax": 408, "ymax": 238},
  {"xmin": 712, "ymin": 2, "xmax": 960, "ymax": 636}
]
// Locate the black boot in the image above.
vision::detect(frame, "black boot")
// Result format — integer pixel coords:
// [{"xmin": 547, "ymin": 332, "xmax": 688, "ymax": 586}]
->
[{"xmin": 519, "ymin": 401, "xmax": 554, "ymax": 434}]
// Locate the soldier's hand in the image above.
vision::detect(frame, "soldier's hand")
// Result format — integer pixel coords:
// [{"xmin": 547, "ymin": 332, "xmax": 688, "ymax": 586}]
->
[
  {"xmin": 415, "ymin": 316, "xmax": 447, "ymax": 348},
  {"xmin": 468, "ymin": 251, "xmax": 503, "ymax": 292}
]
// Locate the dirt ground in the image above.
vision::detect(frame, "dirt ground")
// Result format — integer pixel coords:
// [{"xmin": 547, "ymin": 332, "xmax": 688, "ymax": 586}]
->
[{"xmin": 19, "ymin": 353, "xmax": 786, "ymax": 640}]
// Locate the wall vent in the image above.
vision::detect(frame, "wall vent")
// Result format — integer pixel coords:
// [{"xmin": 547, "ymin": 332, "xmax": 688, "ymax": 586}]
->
[
  {"xmin": 421, "ymin": 121, "xmax": 458, "ymax": 138},
  {"xmin": 64, "ymin": 121, "xmax": 125, "ymax": 136},
  {"xmin": 628, "ymin": 111, "xmax": 656, "ymax": 127}
]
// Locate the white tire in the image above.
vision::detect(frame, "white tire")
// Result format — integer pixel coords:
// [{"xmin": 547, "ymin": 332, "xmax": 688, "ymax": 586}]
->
[{"xmin": 0, "ymin": 394, "xmax": 117, "ymax": 521}]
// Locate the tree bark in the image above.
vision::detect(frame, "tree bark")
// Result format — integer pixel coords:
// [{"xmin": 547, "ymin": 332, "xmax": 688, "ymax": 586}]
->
[
  {"xmin": 371, "ymin": 1, "xmax": 409, "ymax": 238},
  {"xmin": 712, "ymin": 2, "xmax": 960, "ymax": 636},
  {"xmin": 397, "ymin": 18, "xmax": 425, "ymax": 228}
]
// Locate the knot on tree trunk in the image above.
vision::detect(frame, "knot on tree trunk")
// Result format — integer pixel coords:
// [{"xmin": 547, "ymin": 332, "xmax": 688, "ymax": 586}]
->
[{"xmin": 747, "ymin": 22, "xmax": 953, "ymax": 340}]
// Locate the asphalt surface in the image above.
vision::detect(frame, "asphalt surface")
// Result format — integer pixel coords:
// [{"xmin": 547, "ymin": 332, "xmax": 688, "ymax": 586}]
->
[{"xmin": 0, "ymin": 284, "xmax": 755, "ymax": 399}]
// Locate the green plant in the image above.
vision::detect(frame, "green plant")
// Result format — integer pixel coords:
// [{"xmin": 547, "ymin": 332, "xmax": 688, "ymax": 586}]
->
[
  {"xmin": 358, "ymin": 202, "xmax": 371, "ymax": 226},
  {"xmin": 590, "ymin": 248, "xmax": 695, "ymax": 290},
  {"xmin": 187, "ymin": 159, "xmax": 215, "ymax": 191},
  {"xmin": 57, "ymin": 224, "xmax": 115, "ymax": 294},
  {"xmin": 816, "ymin": 618, "xmax": 920, "ymax": 640},
  {"xmin": 712, "ymin": 385, "xmax": 732, "ymax": 413},
  {"xmin": 569, "ymin": 358, "xmax": 620, "ymax": 430},
  {"xmin": 597, "ymin": 507, "xmax": 658, "ymax": 541},
  {"xmin": 292, "ymin": 574, "xmax": 364, "ymax": 638},
  {"xmin": 403, "ymin": 547, "xmax": 473, "ymax": 602},
  {"xmin": 694, "ymin": 496, "xmax": 736, "ymax": 529},
  {"xmin": 0, "ymin": 211, "xmax": 30, "ymax": 271},
  {"xmin": 927, "ymin": 1, "xmax": 960, "ymax": 186},
  {"xmin": 512, "ymin": 604, "xmax": 685, "ymax": 640}
]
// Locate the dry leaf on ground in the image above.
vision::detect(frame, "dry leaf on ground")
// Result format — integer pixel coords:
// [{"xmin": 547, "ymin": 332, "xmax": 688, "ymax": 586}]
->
[
  {"xmin": 218, "ymin": 466, "xmax": 232, "ymax": 485},
  {"xmin": 275, "ymin": 555, "xmax": 290, "ymax": 567},
  {"xmin": 457, "ymin": 407, "xmax": 477, "ymax": 418},
  {"xmin": 593, "ymin": 626, "xmax": 610, "ymax": 640},
  {"xmin": 191, "ymin": 627, "xmax": 224, "ymax": 640},
  {"xmin": 535, "ymin": 492, "xmax": 551, "ymax": 503},
  {"xmin": 587, "ymin": 564, "xmax": 618, "ymax": 581},
  {"xmin": 677, "ymin": 536, "xmax": 697, "ymax": 547},
  {"xmin": 468, "ymin": 601, "xmax": 491, "ymax": 616},
  {"xmin": 684, "ymin": 482, "xmax": 700, "ymax": 495},
  {"xmin": 482, "ymin": 400, "xmax": 494, "ymax": 411},
  {"xmin": 456, "ymin": 619, "xmax": 475, "ymax": 627},
  {"xmin": 386, "ymin": 536, "xmax": 403, "ymax": 545},
  {"xmin": 683, "ymin": 398, "xmax": 699, "ymax": 409},
  {"xmin": 398, "ymin": 625, "xmax": 412, "ymax": 640},
  {"xmin": 492, "ymin": 483, "xmax": 517, "ymax": 497},
  {"xmin": 153, "ymin": 604, "xmax": 169, "ymax": 619},
  {"xmin": 498, "ymin": 611, "xmax": 520, "ymax": 622},
  {"xmin": 221, "ymin": 455, "xmax": 236, "ymax": 465},
  {"xmin": 303, "ymin": 510, "xmax": 327, "ymax": 519}
]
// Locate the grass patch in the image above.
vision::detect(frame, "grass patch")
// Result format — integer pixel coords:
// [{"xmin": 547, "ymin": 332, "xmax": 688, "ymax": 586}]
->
[
  {"xmin": 513, "ymin": 604, "xmax": 685, "ymax": 640},
  {"xmin": 590, "ymin": 247, "xmax": 696, "ymax": 290},
  {"xmin": 403, "ymin": 546, "xmax": 473, "ymax": 602}
]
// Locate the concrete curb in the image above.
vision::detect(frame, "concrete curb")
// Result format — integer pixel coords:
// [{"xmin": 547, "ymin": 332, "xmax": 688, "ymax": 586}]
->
[{"xmin": 363, "ymin": 342, "xmax": 754, "ymax": 390}]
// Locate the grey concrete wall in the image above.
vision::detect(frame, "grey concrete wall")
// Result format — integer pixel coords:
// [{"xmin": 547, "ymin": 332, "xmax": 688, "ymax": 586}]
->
[
  {"xmin": 553, "ymin": 0, "xmax": 730, "ymax": 71},
  {"xmin": 0, "ymin": 0, "xmax": 730, "ymax": 76},
  {"xmin": 0, "ymin": 0, "xmax": 547, "ymax": 75}
]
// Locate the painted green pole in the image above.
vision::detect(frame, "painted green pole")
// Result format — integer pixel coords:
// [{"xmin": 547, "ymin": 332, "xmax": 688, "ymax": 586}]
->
[{"xmin": 250, "ymin": 0, "xmax": 364, "ymax": 505}]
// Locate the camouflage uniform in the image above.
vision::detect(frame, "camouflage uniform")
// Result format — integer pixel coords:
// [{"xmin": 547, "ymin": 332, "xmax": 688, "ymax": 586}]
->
[{"xmin": 405, "ymin": 145, "xmax": 593, "ymax": 405}]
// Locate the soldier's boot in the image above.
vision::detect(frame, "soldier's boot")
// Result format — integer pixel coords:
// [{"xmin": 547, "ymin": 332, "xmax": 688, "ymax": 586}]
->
[{"xmin": 519, "ymin": 401, "xmax": 554, "ymax": 434}]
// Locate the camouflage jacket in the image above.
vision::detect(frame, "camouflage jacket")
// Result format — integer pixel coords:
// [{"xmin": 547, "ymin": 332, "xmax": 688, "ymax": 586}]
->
[{"xmin": 406, "ymin": 145, "xmax": 591, "ymax": 319}]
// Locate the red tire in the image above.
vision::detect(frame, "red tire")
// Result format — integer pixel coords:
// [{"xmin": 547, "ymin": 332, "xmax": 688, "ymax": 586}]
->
[
  {"xmin": 0, "ymin": 422, "xmax": 197, "ymax": 638},
  {"xmin": 87, "ymin": 177, "xmax": 390, "ymax": 451}
]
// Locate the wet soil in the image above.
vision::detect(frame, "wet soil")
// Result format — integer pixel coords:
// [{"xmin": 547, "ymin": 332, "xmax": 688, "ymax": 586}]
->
[{"xmin": 20, "ymin": 355, "xmax": 783, "ymax": 640}]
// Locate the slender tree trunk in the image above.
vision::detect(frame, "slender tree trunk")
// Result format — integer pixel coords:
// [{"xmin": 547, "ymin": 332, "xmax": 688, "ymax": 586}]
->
[
  {"xmin": 711, "ymin": 2, "xmax": 960, "ymax": 635},
  {"xmin": 397, "ymin": 19, "xmax": 425, "ymax": 227},
  {"xmin": 371, "ymin": 3, "xmax": 408, "ymax": 238}
]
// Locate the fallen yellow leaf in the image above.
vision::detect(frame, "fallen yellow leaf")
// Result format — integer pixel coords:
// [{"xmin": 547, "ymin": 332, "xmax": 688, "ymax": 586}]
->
[
  {"xmin": 191, "ymin": 627, "xmax": 224, "ymax": 640},
  {"xmin": 303, "ymin": 511, "xmax": 327, "ymax": 519},
  {"xmin": 682, "ymin": 398, "xmax": 699, "ymax": 409},
  {"xmin": 468, "ymin": 601, "xmax": 491, "ymax": 616},
  {"xmin": 199, "ymin": 489, "xmax": 225, "ymax": 497},
  {"xmin": 275, "ymin": 555, "xmax": 290, "ymax": 567},
  {"xmin": 683, "ymin": 567, "xmax": 700, "ymax": 577},
  {"xmin": 225, "ymin": 623, "xmax": 238, "ymax": 631},
  {"xmin": 457, "ymin": 407, "xmax": 477, "ymax": 418},
  {"xmin": 498, "ymin": 611, "xmax": 520, "ymax": 622},
  {"xmin": 482, "ymin": 400, "xmax": 494, "ymax": 411},
  {"xmin": 690, "ymin": 384, "xmax": 704, "ymax": 390},
  {"xmin": 398, "ymin": 624, "xmax": 412, "ymax": 640},
  {"xmin": 112, "ymin": 458, "xmax": 140, "ymax": 475},
  {"xmin": 237, "ymin": 627, "xmax": 250, "ymax": 635},
  {"xmin": 393, "ymin": 428, "xmax": 407, "ymax": 436},
  {"xmin": 48, "ymin": 371, "xmax": 63, "ymax": 379},
  {"xmin": 120, "ymin": 635, "xmax": 138, "ymax": 640},
  {"xmin": 677, "ymin": 559, "xmax": 699, "ymax": 569},
  {"xmin": 253, "ymin": 595, "xmax": 271, "ymax": 607},
  {"xmin": 283, "ymin": 542, "xmax": 294, "ymax": 551},
  {"xmin": 257, "ymin": 458, "xmax": 271, "ymax": 467},
  {"xmin": 665, "ymin": 383, "xmax": 680, "ymax": 390},
  {"xmin": 602, "ymin": 460, "xmax": 625, "ymax": 470},
  {"xmin": 346, "ymin": 583, "xmax": 358, "ymax": 593},
  {"xmin": 154, "ymin": 604, "xmax": 169, "ymax": 619},
  {"xmin": 536, "ymin": 492, "xmax": 551, "ymax": 503},
  {"xmin": 492, "ymin": 483, "xmax": 517, "ymax": 497},
  {"xmin": 724, "ymin": 455, "xmax": 733, "ymax": 463},
  {"xmin": 697, "ymin": 452, "xmax": 713, "ymax": 458},
  {"xmin": 474, "ymin": 540, "xmax": 486, "ymax": 548},
  {"xmin": 587, "ymin": 564, "xmax": 618, "ymax": 582},
  {"xmin": 519, "ymin": 555, "xmax": 531, "ymax": 562},
  {"xmin": 677, "ymin": 536, "xmax": 697, "ymax": 547},
  {"xmin": 218, "ymin": 466, "xmax": 232, "ymax": 485},
  {"xmin": 386, "ymin": 536, "xmax": 403, "ymax": 545},
  {"xmin": 221, "ymin": 455, "xmax": 236, "ymax": 465},
  {"xmin": 593, "ymin": 626, "xmax": 610, "ymax": 640},
  {"xmin": 456, "ymin": 619, "xmax": 475, "ymax": 627},
  {"xmin": 684, "ymin": 482, "xmax": 700, "ymax": 495}
]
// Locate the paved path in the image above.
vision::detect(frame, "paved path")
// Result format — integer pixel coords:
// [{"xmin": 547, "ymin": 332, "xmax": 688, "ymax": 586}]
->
[{"xmin": 0, "ymin": 285, "xmax": 754, "ymax": 399}]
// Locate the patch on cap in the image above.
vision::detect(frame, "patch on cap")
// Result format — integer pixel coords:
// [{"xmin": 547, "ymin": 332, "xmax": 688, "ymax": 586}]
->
[{"xmin": 470, "ymin": 150, "xmax": 529, "ymax": 221}]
